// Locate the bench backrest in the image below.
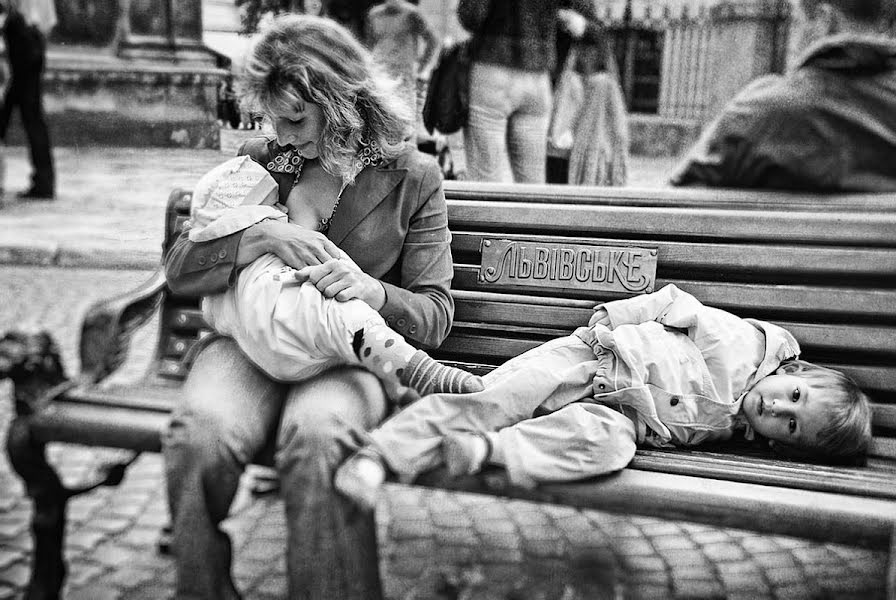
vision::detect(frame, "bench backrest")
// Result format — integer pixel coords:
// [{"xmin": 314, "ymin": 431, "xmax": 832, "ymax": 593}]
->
[{"xmin": 155, "ymin": 182, "xmax": 896, "ymax": 465}]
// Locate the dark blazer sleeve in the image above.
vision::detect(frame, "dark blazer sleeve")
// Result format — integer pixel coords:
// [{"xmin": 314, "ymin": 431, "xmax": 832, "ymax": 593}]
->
[
  {"xmin": 378, "ymin": 160, "xmax": 454, "ymax": 348},
  {"xmin": 164, "ymin": 137, "xmax": 273, "ymax": 297}
]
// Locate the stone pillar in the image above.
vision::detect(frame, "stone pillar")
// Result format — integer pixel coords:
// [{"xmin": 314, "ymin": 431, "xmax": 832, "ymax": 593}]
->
[
  {"xmin": 705, "ymin": 0, "xmax": 790, "ymax": 117},
  {"xmin": 18, "ymin": 0, "xmax": 227, "ymax": 148}
]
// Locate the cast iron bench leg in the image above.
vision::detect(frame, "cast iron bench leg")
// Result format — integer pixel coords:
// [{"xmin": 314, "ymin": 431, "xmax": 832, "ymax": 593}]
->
[{"xmin": 6, "ymin": 417, "xmax": 68, "ymax": 600}]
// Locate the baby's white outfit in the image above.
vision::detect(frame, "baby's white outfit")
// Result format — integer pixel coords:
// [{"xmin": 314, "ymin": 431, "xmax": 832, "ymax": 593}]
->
[{"xmin": 188, "ymin": 156, "xmax": 398, "ymax": 381}]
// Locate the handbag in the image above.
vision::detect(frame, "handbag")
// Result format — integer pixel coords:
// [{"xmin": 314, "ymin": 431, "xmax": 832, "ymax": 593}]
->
[
  {"xmin": 422, "ymin": 38, "xmax": 473, "ymax": 135},
  {"xmin": 547, "ymin": 48, "xmax": 585, "ymax": 157}
]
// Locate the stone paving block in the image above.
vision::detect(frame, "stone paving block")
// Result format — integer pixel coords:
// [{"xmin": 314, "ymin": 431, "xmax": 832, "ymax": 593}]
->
[
  {"xmin": 701, "ymin": 541, "xmax": 747, "ymax": 562},
  {"xmin": 473, "ymin": 516, "xmax": 518, "ymax": 536},
  {"xmin": 89, "ymin": 515, "xmax": 136, "ymax": 535},
  {"xmin": 429, "ymin": 542, "xmax": 478, "ymax": 564},
  {"xmin": 389, "ymin": 516, "xmax": 434, "ymax": 540},
  {"xmin": 429, "ymin": 508, "xmax": 474, "ymax": 527},
  {"xmin": 65, "ymin": 560, "xmax": 109, "ymax": 587},
  {"xmin": 67, "ymin": 528, "xmax": 108, "ymax": 553},
  {"xmin": 250, "ymin": 573, "xmax": 287, "ymax": 598},
  {"xmin": 716, "ymin": 570, "xmax": 770, "ymax": 594},
  {"xmin": 477, "ymin": 542, "xmax": 524, "ymax": 564},
  {"xmin": 621, "ymin": 554, "xmax": 667, "ymax": 573},
  {"xmin": 750, "ymin": 549, "xmax": 798, "ymax": 568},
  {"xmin": 601, "ymin": 521, "xmax": 644, "ymax": 541},
  {"xmin": 615, "ymin": 536, "xmax": 655, "ymax": 556},
  {"xmin": 688, "ymin": 529, "xmax": 734, "ymax": 545},
  {"xmin": 623, "ymin": 566, "xmax": 669, "ymax": 585},
  {"xmin": 662, "ymin": 549, "xmax": 709, "ymax": 569},
  {"xmin": 0, "ymin": 559, "xmax": 30, "ymax": 588},
  {"xmin": 508, "ymin": 505, "xmax": 553, "ymax": 527},
  {"xmin": 66, "ymin": 582, "xmax": 122, "ymax": 600},
  {"xmin": 0, "ymin": 582, "xmax": 19, "ymax": 600},
  {"xmin": 117, "ymin": 525, "xmax": 164, "ymax": 549},
  {"xmin": 521, "ymin": 534, "xmax": 567, "ymax": 558},
  {"xmin": 770, "ymin": 583, "xmax": 822, "ymax": 600},
  {"xmin": 102, "ymin": 564, "xmax": 162, "ymax": 590},
  {"xmin": 93, "ymin": 541, "xmax": 150, "ymax": 569},
  {"xmin": 670, "ymin": 577, "xmax": 725, "ymax": 599},
  {"xmin": 106, "ymin": 498, "xmax": 148, "ymax": 520},
  {"xmin": 626, "ymin": 581, "xmax": 671, "ymax": 599},
  {"xmin": 0, "ymin": 514, "xmax": 28, "ymax": 539},
  {"xmin": 763, "ymin": 565, "xmax": 807, "ymax": 586},
  {"xmin": 650, "ymin": 533, "xmax": 697, "ymax": 551},
  {"xmin": 118, "ymin": 581, "xmax": 174, "ymax": 600},
  {"xmin": 0, "ymin": 550, "xmax": 22, "ymax": 572},
  {"xmin": 434, "ymin": 524, "xmax": 480, "ymax": 546},
  {"xmin": 239, "ymin": 538, "xmax": 284, "ymax": 563}
]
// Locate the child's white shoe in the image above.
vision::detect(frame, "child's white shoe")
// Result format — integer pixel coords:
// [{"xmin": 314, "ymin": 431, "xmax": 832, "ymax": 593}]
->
[{"xmin": 334, "ymin": 451, "xmax": 386, "ymax": 510}]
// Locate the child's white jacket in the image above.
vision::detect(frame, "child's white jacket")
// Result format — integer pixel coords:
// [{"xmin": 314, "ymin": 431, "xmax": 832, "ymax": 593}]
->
[{"xmin": 575, "ymin": 284, "xmax": 801, "ymax": 447}]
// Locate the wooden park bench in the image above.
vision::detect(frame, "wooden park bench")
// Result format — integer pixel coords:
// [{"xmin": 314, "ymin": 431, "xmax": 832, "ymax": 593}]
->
[{"xmin": 5, "ymin": 181, "xmax": 896, "ymax": 598}]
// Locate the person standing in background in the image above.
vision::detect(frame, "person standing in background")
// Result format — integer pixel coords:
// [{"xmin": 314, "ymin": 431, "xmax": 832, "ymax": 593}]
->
[
  {"xmin": 458, "ymin": 0, "xmax": 602, "ymax": 184},
  {"xmin": 0, "ymin": 0, "xmax": 55, "ymax": 199},
  {"xmin": 364, "ymin": 0, "xmax": 439, "ymax": 139}
]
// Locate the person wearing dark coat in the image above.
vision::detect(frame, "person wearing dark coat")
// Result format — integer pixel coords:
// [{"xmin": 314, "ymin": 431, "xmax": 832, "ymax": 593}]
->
[{"xmin": 0, "ymin": 0, "xmax": 55, "ymax": 199}]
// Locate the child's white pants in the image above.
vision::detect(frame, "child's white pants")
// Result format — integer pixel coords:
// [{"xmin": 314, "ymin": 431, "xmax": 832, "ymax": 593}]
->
[
  {"xmin": 202, "ymin": 254, "xmax": 382, "ymax": 381},
  {"xmin": 369, "ymin": 334, "xmax": 636, "ymax": 487}
]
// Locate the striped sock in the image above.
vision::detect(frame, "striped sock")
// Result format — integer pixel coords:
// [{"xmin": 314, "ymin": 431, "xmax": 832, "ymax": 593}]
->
[{"xmin": 402, "ymin": 351, "xmax": 484, "ymax": 396}]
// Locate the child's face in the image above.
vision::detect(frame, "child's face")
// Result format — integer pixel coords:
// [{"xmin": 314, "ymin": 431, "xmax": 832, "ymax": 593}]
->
[{"xmin": 741, "ymin": 371, "xmax": 832, "ymax": 449}]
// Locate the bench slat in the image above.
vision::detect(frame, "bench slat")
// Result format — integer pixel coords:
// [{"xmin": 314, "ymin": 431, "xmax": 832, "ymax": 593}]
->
[
  {"xmin": 452, "ymin": 267, "xmax": 896, "ymax": 320},
  {"xmin": 448, "ymin": 201, "xmax": 896, "ymax": 245},
  {"xmin": 444, "ymin": 181, "xmax": 896, "ymax": 212},
  {"xmin": 452, "ymin": 300, "xmax": 896, "ymax": 356},
  {"xmin": 630, "ymin": 449, "xmax": 896, "ymax": 499}
]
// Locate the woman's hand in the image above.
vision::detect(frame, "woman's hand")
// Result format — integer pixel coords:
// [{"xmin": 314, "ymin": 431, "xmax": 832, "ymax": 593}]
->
[
  {"xmin": 238, "ymin": 219, "xmax": 342, "ymax": 269},
  {"xmin": 297, "ymin": 258, "xmax": 387, "ymax": 309}
]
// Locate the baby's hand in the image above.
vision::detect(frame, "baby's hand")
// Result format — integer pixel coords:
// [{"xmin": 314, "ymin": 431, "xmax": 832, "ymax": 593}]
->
[{"xmin": 588, "ymin": 307, "xmax": 610, "ymax": 327}]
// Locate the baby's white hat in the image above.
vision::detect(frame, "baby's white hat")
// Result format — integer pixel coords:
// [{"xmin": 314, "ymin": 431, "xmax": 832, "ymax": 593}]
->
[{"xmin": 190, "ymin": 155, "xmax": 279, "ymax": 230}]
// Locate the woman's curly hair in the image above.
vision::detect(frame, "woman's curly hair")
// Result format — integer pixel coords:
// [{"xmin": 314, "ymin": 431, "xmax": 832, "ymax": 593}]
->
[{"xmin": 238, "ymin": 14, "xmax": 413, "ymax": 184}]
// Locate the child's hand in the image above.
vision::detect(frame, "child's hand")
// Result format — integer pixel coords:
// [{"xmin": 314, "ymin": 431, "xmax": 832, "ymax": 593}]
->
[{"xmin": 589, "ymin": 307, "xmax": 610, "ymax": 327}]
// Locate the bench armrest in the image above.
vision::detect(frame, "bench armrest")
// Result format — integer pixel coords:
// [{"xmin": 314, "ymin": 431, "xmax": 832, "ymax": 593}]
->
[{"xmin": 79, "ymin": 270, "xmax": 167, "ymax": 384}]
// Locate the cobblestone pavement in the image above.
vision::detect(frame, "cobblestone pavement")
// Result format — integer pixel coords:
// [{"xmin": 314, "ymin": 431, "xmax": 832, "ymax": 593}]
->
[{"xmin": 0, "ymin": 265, "xmax": 889, "ymax": 599}]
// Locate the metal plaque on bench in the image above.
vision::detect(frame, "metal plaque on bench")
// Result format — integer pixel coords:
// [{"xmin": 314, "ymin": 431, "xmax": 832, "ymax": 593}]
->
[{"xmin": 479, "ymin": 239, "xmax": 657, "ymax": 294}]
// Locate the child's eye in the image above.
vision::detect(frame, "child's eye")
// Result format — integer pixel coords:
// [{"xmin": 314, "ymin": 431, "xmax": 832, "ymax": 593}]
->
[
  {"xmin": 791, "ymin": 388, "xmax": 801, "ymax": 401},
  {"xmin": 789, "ymin": 418, "xmax": 797, "ymax": 433}
]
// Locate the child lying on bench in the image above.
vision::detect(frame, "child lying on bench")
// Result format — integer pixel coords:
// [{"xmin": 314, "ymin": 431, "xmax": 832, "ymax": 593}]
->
[
  {"xmin": 185, "ymin": 155, "xmax": 483, "ymax": 400},
  {"xmin": 334, "ymin": 284, "xmax": 872, "ymax": 508}
]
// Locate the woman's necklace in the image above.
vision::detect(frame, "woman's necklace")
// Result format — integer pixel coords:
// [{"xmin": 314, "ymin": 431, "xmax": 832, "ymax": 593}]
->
[
  {"xmin": 289, "ymin": 157, "xmax": 346, "ymax": 234},
  {"xmin": 267, "ymin": 141, "xmax": 386, "ymax": 234},
  {"xmin": 267, "ymin": 148, "xmax": 344, "ymax": 234}
]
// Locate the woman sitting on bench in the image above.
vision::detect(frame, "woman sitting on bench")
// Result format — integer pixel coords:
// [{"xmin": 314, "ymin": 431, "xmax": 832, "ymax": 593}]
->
[{"xmin": 162, "ymin": 15, "xmax": 454, "ymax": 600}]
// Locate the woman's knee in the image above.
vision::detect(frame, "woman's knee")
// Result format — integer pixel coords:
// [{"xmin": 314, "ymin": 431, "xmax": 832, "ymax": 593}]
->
[
  {"xmin": 164, "ymin": 337, "xmax": 282, "ymax": 468},
  {"xmin": 275, "ymin": 367, "xmax": 387, "ymax": 472}
]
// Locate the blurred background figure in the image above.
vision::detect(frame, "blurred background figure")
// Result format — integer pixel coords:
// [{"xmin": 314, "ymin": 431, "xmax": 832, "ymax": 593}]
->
[
  {"xmin": 560, "ymin": 36, "xmax": 629, "ymax": 187},
  {"xmin": 457, "ymin": 0, "xmax": 601, "ymax": 184},
  {"xmin": 364, "ymin": 0, "xmax": 439, "ymax": 141},
  {"xmin": 0, "ymin": 0, "xmax": 56, "ymax": 200}
]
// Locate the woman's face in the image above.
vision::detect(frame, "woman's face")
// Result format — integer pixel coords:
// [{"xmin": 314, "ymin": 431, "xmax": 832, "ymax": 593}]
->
[{"xmin": 270, "ymin": 100, "xmax": 326, "ymax": 159}]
